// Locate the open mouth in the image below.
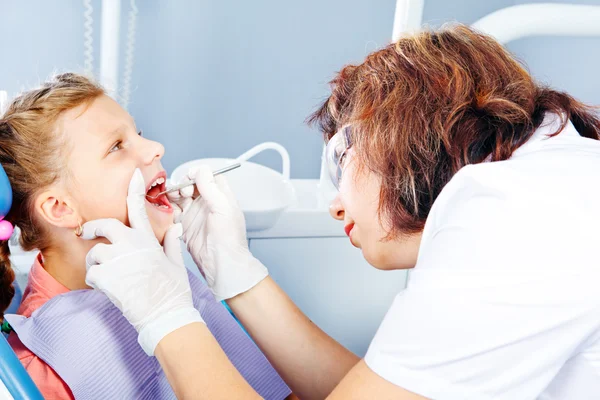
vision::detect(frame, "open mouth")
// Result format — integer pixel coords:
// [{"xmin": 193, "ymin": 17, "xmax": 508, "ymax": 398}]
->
[{"xmin": 145, "ymin": 172, "xmax": 172, "ymax": 210}]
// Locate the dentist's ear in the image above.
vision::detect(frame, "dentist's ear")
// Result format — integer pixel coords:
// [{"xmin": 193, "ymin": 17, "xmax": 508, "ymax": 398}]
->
[{"xmin": 35, "ymin": 190, "xmax": 81, "ymax": 230}]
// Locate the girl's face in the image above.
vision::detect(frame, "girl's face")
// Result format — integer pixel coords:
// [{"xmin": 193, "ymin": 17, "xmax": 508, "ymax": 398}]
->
[
  {"xmin": 61, "ymin": 95, "xmax": 173, "ymax": 243},
  {"xmin": 329, "ymin": 149, "xmax": 421, "ymax": 270}
]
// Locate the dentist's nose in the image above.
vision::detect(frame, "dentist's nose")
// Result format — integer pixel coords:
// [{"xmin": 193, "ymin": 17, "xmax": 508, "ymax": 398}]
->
[{"xmin": 329, "ymin": 194, "xmax": 345, "ymax": 221}]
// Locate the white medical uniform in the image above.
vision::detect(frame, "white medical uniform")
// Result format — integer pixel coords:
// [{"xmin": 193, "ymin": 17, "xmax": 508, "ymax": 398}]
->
[{"xmin": 364, "ymin": 114, "xmax": 600, "ymax": 400}]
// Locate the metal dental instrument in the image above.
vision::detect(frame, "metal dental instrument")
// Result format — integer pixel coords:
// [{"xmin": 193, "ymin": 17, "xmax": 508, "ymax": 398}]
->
[{"xmin": 146, "ymin": 162, "xmax": 241, "ymax": 199}]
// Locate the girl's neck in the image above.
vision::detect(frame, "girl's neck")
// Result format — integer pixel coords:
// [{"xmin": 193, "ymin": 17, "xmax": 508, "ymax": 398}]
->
[{"xmin": 41, "ymin": 242, "xmax": 92, "ymax": 291}]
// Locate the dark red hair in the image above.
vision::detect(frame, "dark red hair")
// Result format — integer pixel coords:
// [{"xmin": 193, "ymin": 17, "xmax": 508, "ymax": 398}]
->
[{"xmin": 309, "ymin": 24, "xmax": 600, "ymax": 237}]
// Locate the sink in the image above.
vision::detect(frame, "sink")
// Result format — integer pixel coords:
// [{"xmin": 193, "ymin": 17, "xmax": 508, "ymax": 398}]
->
[{"xmin": 171, "ymin": 143, "xmax": 295, "ymax": 231}]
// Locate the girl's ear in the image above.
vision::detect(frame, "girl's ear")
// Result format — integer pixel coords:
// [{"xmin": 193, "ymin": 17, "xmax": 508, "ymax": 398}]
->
[{"xmin": 35, "ymin": 190, "xmax": 80, "ymax": 230}]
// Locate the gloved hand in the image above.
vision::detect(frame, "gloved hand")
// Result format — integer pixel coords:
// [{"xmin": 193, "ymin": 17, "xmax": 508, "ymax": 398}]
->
[
  {"xmin": 166, "ymin": 165, "xmax": 268, "ymax": 301},
  {"xmin": 165, "ymin": 177, "xmax": 194, "ymax": 223},
  {"xmin": 82, "ymin": 169, "xmax": 204, "ymax": 356}
]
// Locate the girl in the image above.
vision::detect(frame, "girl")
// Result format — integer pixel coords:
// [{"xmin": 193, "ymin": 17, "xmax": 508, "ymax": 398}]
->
[{"xmin": 0, "ymin": 73, "xmax": 291, "ymax": 399}]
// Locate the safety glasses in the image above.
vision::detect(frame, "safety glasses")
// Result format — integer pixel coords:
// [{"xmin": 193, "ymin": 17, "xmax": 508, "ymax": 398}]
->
[{"xmin": 325, "ymin": 125, "xmax": 352, "ymax": 190}]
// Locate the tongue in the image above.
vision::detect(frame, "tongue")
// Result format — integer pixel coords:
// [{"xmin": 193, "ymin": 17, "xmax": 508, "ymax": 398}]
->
[{"xmin": 146, "ymin": 186, "xmax": 162, "ymax": 204}]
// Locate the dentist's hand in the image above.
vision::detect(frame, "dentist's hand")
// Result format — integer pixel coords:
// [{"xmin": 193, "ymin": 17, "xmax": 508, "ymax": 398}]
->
[
  {"xmin": 82, "ymin": 169, "xmax": 204, "ymax": 356},
  {"xmin": 167, "ymin": 166, "xmax": 268, "ymax": 301}
]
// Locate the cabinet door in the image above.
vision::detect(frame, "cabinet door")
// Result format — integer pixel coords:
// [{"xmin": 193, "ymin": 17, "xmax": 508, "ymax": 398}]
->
[{"xmin": 249, "ymin": 237, "xmax": 407, "ymax": 356}]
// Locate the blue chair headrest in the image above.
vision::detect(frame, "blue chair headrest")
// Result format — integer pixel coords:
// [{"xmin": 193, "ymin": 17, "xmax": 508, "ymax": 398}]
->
[
  {"xmin": 0, "ymin": 163, "xmax": 11, "ymax": 219},
  {"xmin": 0, "ymin": 163, "xmax": 13, "ymax": 240}
]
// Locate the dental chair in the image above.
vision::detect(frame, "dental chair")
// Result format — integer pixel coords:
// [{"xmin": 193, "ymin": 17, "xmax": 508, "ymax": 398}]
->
[
  {"xmin": 0, "ymin": 157, "xmax": 44, "ymax": 399},
  {"xmin": 0, "ymin": 329, "xmax": 44, "ymax": 399}
]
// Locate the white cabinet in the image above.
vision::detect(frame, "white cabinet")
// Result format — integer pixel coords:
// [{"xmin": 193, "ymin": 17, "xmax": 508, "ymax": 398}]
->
[{"xmin": 249, "ymin": 237, "xmax": 407, "ymax": 356}]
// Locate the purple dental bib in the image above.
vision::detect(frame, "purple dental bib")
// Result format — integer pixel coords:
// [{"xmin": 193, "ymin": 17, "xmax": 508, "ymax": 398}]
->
[{"xmin": 6, "ymin": 271, "xmax": 290, "ymax": 400}]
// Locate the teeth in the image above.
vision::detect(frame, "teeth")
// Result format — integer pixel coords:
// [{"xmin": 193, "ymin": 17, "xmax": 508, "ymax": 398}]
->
[
  {"xmin": 150, "ymin": 202, "xmax": 169, "ymax": 209},
  {"xmin": 149, "ymin": 177, "xmax": 165, "ymax": 188}
]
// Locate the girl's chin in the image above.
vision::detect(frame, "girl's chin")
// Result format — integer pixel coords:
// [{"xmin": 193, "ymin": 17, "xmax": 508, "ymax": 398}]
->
[{"xmin": 146, "ymin": 206, "xmax": 174, "ymax": 243}]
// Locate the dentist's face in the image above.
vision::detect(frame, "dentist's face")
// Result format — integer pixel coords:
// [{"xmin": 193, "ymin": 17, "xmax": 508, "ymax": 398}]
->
[
  {"xmin": 329, "ymin": 149, "xmax": 421, "ymax": 270},
  {"xmin": 62, "ymin": 95, "xmax": 173, "ymax": 243}
]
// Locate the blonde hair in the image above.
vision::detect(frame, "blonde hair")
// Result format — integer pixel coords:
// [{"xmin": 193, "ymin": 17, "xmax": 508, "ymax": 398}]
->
[{"xmin": 0, "ymin": 73, "xmax": 104, "ymax": 319}]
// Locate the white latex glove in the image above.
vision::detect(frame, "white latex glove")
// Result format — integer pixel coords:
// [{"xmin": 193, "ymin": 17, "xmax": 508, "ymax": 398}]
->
[
  {"xmin": 165, "ymin": 177, "xmax": 194, "ymax": 222},
  {"xmin": 166, "ymin": 165, "xmax": 268, "ymax": 301},
  {"xmin": 82, "ymin": 168, "xmax": 204, "ymax": 356}
]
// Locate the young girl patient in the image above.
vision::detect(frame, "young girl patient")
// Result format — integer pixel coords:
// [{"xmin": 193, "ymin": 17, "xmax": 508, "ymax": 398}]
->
[{"xmin": 0, "ymin": 73, "xmax": 291, "ymax": 399}]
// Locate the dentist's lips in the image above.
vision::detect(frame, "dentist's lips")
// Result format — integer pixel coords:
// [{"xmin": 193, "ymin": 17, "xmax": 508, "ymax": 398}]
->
[
  {"xmin": 145, "ymin": 171, "xmax": 172, "ymax": 213},
  {"xmin": 344, "ymin": 223, "xmax": 354, "ymax": 237},
  {"xmin": 345, "ymin": 223, "xmax": 358, "ymax": 247}
]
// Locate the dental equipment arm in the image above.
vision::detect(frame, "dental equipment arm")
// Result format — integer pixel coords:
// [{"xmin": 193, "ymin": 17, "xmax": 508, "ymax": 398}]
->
[{"xmin": 170, "ymin": 167, "xmax": 360, "ymax": 399}]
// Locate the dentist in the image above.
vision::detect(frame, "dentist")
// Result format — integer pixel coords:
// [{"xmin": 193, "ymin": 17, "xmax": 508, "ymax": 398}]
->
[{"xmin": 82, "ymin": 25, "xmax": 600, "ymax": 399}]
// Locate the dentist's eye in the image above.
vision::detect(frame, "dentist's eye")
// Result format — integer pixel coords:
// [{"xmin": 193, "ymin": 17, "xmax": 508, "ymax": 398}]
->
[
  {"xmin": 338, "ymin": 151, "xmax": 347, "ymax": 168},
  {"xmin": 109, "ymin": 141, "xmax": 123, "ymax": 153}
]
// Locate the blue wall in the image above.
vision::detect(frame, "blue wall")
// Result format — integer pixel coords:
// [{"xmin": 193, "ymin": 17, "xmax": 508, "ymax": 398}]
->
[
  {"xmin": 507, "ymin": 0, "xmax": 600, "ymax": 105},
  {"xmin": 0, "ymin": 1, "xmax": 87, "ymax": 92},
  {"xmin": 1, "ymin": 1, "xmax": 599, "ymax": 177},
  {"xmin": 128, "ymin": 0, "xmax": 397, "ymax": 178}
]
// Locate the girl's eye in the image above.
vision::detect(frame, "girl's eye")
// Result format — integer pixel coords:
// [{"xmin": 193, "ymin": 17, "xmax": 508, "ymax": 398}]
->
[
  {"xmin": 109, "ymin": 141, "xmax": 123, "ymax": 153},
  {"xmin": 138, "ymin": 130, "xmax": 143, "ymax": 137}
]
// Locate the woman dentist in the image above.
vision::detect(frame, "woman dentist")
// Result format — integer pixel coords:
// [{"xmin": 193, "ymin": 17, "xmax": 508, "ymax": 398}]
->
[{"xmin": 82, "ymin": 25, "xmax": 600, "ymax": 399}]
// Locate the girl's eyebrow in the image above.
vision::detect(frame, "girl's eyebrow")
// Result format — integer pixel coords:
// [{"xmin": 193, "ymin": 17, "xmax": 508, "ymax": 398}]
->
[
  {"xmin": 98, "ymin": 124, "xmax": 128, "ymax": 147},
  {"xmin": 105, "ymin": 124, "xmax": 128, "ymax": 140}
]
